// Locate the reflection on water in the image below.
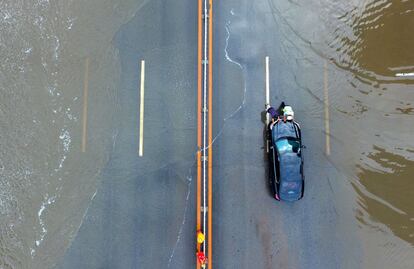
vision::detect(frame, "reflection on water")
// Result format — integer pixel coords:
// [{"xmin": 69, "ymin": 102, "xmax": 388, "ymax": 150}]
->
[
  {"xmin": 355, "ymin": 146, "xmax": 414, "ymax": 245},
  {"xmin": 330, "ymin": 0, "xmax": 414, "ymax": 83}
]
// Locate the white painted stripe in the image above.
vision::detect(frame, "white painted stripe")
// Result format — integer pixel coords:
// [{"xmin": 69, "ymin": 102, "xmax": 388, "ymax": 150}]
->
[
  {"xmin": 265, "ymin": 56, "xmax": 270, "ymax": 125},
  {"xmin": 139, "ymin": 60, "xmax": 145, "ymax": 156},
  {"xmin": 202, "ymin": 0, "xmax": 208, "ymax": 252},
  {"xmin": 396, "ymin": 72, "xmax": 414, "ymax": 77}
]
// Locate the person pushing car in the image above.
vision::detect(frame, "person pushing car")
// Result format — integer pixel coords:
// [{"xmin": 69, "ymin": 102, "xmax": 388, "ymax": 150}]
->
[{"xmin": 267, "ymin": 102, "xmax": 295, "ymax": 129}]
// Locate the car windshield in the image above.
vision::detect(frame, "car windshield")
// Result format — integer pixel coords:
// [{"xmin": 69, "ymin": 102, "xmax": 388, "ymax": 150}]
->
[
  {"xmin": 275, "ymin": 138, "xmax": 300, "ymax": 154},
  {"xmin": 272, "ymin": 120, "xmax": 299, "ymax": 141}
]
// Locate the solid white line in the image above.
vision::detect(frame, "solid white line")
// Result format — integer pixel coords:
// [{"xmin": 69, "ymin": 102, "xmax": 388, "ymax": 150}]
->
[
  {"xmin": 324, "ymin": 61, "xmax": 331, "ymax": 156},
  {"xmin": 139, "ymin": 60, "xmax": 145, "ymax": 156},
  {"xmin": 202, "ymin": 0, "xmax": 208, "ymax": 252},
  {"xmin": 265, "ymin": 57, "xmax": 271, "ymax": 153},
  {"xmin": 396, "ymin": 72, "xmax": 414, "ymax": 77},
  {"xmin": 265, "ymin": 56, "xmax": 270, "ymax": 124}
]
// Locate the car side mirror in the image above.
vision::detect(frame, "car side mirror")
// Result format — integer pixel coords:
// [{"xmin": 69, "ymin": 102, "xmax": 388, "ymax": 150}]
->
[{"xmin": 301, "ymin": 145, "xmax": 306, "ymax": 149}]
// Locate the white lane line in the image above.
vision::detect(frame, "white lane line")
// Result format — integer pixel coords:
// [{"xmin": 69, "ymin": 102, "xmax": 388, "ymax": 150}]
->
[
  {"xmin": 139, "ymin": 60, "xmax": 145, "ymax": 156},
  {"xmin": 324, "ymin": 61, "xmax": 331, "ymax": 156},
  {"xmin": 81, "ymin": 58, "xmax": 90, "ymax": 153},
  {"xmin": 265, "ymin": 56, "xmax": 270, "ymax": 124},
  {"xmin": 202, "ymin": 0, "xmax": 208, "ymax": 252},
  {"xmin": 396, "ymin": 72, "xmax": 414, "ymax": 77}
]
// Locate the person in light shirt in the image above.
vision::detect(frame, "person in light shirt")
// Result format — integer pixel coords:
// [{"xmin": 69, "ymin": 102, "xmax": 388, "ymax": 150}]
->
[{"xmin": 266, "ymin": 102, "xmax": 295, "ymax": 130}]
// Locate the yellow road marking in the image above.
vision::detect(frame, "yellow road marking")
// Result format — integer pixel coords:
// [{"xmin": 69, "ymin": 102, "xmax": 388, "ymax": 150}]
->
[
  {"xmin": 81, "ymin": 58, "xmax": 89, "ymax": 153},
  {"xmin": 324, "ymin": 61, "xmax": 331, "ymax": 156},
  {"xmin": 139, "ymin": 60, "xmax": 146, "ymax": 156}
]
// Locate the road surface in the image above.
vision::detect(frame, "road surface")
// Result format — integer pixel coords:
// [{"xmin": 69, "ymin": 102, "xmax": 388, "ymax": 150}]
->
[
  {"xmin": 56, "ymin": 1, "xmax": 363, "ymax": 268},
  {"xmin": 57, "ymin": 0, "xmax": 198, "ymax": 268},
  {"xmin": 212, "ymin": 1, "xmax": 361, "ymax": 268}
]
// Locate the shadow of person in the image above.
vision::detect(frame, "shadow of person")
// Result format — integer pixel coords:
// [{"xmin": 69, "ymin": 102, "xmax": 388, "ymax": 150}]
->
[{"xmin": 262, "ymin": 112, "xmax": 276, "ymax": 197}]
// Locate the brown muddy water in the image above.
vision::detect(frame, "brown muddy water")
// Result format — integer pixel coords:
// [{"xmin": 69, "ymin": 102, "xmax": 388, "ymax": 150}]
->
[
  {"xmin": 269, "ymin": 0, "xmax": 414, "ymax": 267},
  {"xmin": 0, "ymin": 0, "xmax": 413, "ymax": 268},
  {"xmin": 0, "ymin": 1, "xmax": 146, "ymax": 268}
]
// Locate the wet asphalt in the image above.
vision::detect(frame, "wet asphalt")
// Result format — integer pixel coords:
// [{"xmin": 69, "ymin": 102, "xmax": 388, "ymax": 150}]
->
[
  {"xmin": 57, "ymin": 0, "xmax": 198, "ymax": 268},
  {"xmin": 212, "ymin": 1, "xmax": 361, "ymax": 268},
  {"xmin": 56, "ymin": 0, "xmax": 363, "ymax": 268}
]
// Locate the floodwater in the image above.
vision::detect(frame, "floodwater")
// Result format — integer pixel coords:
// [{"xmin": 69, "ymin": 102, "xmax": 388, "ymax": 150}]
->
[
  {"xmin": 268, "ymin": 0, "xmax": 414, "ymax": 267},
  {"xmin": 0, "ymin": 1, "xmax": 145, "ymax": 268},
  {"xmin": 0, "ymin": 0, "xmax": 413, "ymax": 268}
]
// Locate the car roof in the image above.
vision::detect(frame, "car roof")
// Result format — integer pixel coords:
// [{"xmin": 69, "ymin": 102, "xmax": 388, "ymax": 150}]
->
[{"xmin": 279, "ymin": 152, "xmax": 302, "ymax": 182}]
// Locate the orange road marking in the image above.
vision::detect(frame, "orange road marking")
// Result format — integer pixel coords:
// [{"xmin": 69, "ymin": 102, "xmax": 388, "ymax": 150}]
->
[
  {"xmin": 81, "ymin": 58, "xmax": 90, "ymax": 153},
  {"xmin": 196, "ymin": 0, "xmax": 202, "ymax": 268}
]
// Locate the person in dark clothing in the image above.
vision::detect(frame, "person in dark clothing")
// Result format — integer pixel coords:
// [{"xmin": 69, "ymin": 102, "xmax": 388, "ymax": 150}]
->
[
  {"xmin": 267, "ymin": 101, "xmax": 285, "ymax": 119},
  {"xmin": 267, "ymin": 106, "xmax": 279, "ymax": 119},
  {"xmin": 267, "ymin": 102, "xmax": 286, "ymax": 129}
]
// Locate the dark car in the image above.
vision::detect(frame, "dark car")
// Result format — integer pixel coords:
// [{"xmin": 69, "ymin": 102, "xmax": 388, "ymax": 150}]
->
[{"xmin": 268, "ymin": 119, "xmax": 304, "ymax": 201}]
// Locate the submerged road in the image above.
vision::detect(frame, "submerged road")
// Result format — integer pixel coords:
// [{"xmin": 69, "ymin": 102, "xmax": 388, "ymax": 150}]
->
[
  {"xmin": 212, "ymin": 1, "xmax": 362, "ymax": 268},
  {"xmin": 57, "ymin": 1, "xmax": 363, "ymax": 268},
  {"xmin": 58, "ymin": 0, "xmax": 198, "ymax": 268}
]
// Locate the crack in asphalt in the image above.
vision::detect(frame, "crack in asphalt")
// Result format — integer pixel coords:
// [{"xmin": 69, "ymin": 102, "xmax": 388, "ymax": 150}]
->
[
  {"xmin": 206, "ymin": 10, "xmax": 248, "ymax": 150},
  {"xmin": 167, "ymin": 171, "xmax": 193, "ymax": 268}
]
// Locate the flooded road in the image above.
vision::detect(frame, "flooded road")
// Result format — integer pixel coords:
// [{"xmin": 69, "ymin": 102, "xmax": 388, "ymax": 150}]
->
[
  {"xmin": 262, "ymin": 0, "xmax": 414, "ymax": 267},
  {"xmin": 0, "ymin": 1, "xmax": 144, "ymax": 268},
  {"xmin": 0, "ymin": 0, "xmax": 413, "ymax": 268}
]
